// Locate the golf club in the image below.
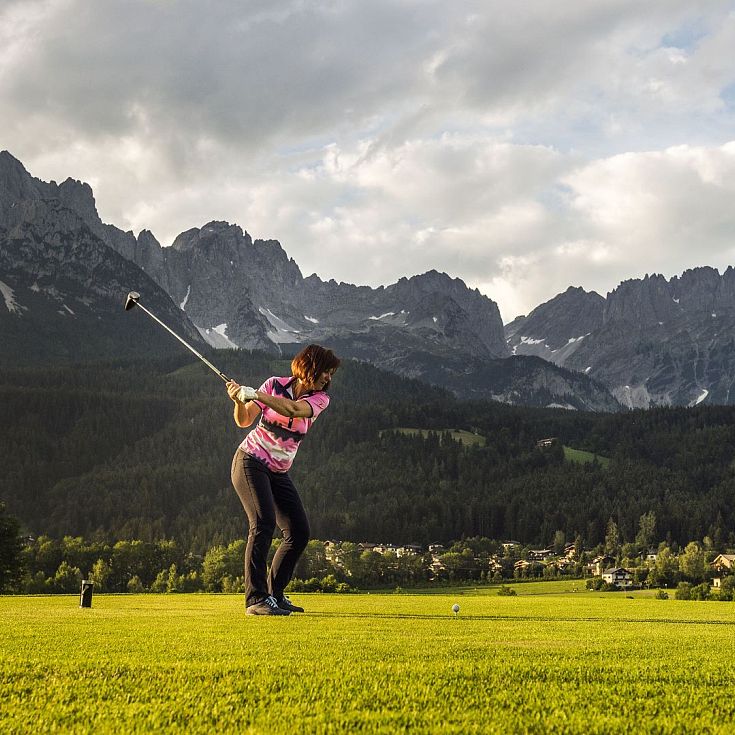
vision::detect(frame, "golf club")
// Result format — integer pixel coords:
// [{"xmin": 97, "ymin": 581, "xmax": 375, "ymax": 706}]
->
[{"xmin": 124, "ymin": 291, "xmax": 231, "ymax": 383}]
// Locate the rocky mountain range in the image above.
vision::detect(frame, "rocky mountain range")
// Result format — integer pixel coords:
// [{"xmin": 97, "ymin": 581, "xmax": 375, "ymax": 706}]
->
[
  {"xmin": 0, "ymin": 152, "xmax": 202, "ymax": 365},
  {"xmin": 0, "ymin": 151, "xmax": 621, "ymax": 410},
  {"xmin": 506, "ymin": 270, "xmax": 735, "ymax": 408}
]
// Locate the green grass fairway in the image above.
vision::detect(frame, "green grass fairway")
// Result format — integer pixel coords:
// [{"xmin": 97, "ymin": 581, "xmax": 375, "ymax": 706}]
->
[
  {"xmin": 563, "ymin": 445, "xmax": 610, "ymax": 467},
  {"xmin": 2, "ymin": 592, "xmax": 734, "ymax": 734}
]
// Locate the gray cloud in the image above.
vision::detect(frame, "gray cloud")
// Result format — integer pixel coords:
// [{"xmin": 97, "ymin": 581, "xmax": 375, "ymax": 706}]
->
[{"xmin": 2, "ymin": 0, "xmax": 734, "ymax": 320}]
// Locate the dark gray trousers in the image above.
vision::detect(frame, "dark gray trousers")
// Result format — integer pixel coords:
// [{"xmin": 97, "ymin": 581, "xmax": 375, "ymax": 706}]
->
[{"xmin": 230, "ymin": 449, "xmax": 310, "ymax": 607}]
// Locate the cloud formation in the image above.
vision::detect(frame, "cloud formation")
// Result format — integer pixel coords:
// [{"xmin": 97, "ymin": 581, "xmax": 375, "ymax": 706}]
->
[{"xmin": 2, "ymin": 0, "xmax": 734, "ymax": 320}]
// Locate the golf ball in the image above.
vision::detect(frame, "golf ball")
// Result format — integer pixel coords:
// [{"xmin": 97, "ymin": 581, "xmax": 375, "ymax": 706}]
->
[{"xmin": 452, "ymin": 603, "xmax": 460, "ymax": 614}]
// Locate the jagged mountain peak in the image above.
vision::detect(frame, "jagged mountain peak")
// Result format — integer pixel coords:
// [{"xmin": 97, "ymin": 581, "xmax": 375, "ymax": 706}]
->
[
  {"xmin": 171, "ymin": 221, "xmax": 249, "ymax": 251},
  {"xmin": 505, "ymin": 285, "xmax": 604, "ymax": 357},
  {"xmin": 0, "ymin": 151, "xmax": 44, "ymax": 212}
]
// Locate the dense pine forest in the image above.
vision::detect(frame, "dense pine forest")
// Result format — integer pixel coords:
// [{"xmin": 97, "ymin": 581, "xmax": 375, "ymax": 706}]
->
[{"xmin": 2, "ymin": 349, "xmax": 735, "ymax": 555}]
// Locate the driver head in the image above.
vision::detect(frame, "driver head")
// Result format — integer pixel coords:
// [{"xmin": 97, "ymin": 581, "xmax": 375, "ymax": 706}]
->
[{"xmin": 124, "ymin": 291, "xmax": 141, "ymax": 311}]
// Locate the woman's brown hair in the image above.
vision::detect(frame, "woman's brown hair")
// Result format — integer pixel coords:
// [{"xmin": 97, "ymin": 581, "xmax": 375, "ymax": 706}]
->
[{"xmin": 291, "ymin": 344, "xmax": 341, "ymax": 389}]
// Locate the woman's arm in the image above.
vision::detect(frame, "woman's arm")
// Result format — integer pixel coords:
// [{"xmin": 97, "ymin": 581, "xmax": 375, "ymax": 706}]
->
[
  {"xmin": 255, "ymin": 391, "xmax": 314, "ymax": 419},
  {"xmin": 226, "ymin": 381, "xmax": 262, "ymax": 427}
]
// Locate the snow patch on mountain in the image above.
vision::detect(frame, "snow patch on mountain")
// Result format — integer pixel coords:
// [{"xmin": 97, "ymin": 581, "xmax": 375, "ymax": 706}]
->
[
  {"xmin": 197, "ymin": 323, "xmax": 238, "ymax": 350},
  {"xmin": 259, "ymin": 307, "xmax": 301, "ymax": 344},
  {"xmin": 0, "ymin": 281, "xmax": 23, "ymax": 314},
  {"xmin": 691, "ymin": 388, "xmax": 709, "ymax": 406},
  {"xmin": 180, "ymin": 285, "xmax": 191, "ymax": 311}
]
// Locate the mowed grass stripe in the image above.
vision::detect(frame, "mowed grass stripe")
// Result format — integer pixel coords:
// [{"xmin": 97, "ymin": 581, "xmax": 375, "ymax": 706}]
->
[{"xmin": 2, "ymin": 593, "xmax": 735, "ymax": 734}]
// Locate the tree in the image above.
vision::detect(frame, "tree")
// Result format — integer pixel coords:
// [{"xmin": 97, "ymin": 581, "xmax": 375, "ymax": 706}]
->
[
  {"xmin": 0, "ymin": 502, "xmax": 24, "ymax": 593},
  {"xmin": 127, "ymin": 575, "xmax": 145, "ymax": 593},
  {"xmin": 89, "ymin": 558, "xmax": 112, "ymax": 592},
  {"xmin": 635, "ymin": 511, "xmax": 657, "ymax": 552},
  {"xmin": 552, "ymin": 530, "xmax": 566, "ymax": 556},
  {"xmin": 53, "ymin": 561, "xmax": 82, "ymax": 593},
  {"xmin": 166, "ymin": 564, "xmax": 180, "ymax": 593},
  {"xmin": 719, "ymin": 576, "xmax": 735, "ymax": 601},
  {"xmin": 604, "ymin": 518, "xmax": 620, "ymax": 558},
  {"xmin": 679, "ymin": 542, "xmax": 706, "ymax": 583},
  {"xmin": 202, "ymin": 545, "xmax": 227, "ymax": 591},
  {"xmin": 295, "ymin": 540, "xmax": 331, "ymax": 580},
  {"xmin": 649, "ymin": 546, "xmax": 679, "ymax": 588}
]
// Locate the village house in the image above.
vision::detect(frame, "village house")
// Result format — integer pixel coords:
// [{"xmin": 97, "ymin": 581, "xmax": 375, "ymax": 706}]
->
[
  {"xmin": 711, "ymin": 554, "xmax": 735, "ymax": 588},
  {"xmin": 514, "ymin": 559, "xmax": 543, "ymax": 575},
  {"xmin": 602, "ymin": 567, "xmax": 633, "ymax": 589},
  {"xmin": 501, "ymin": 541, "xmax": 522, "ymax": 553},
  {"xmin": 547, "ymin": 558, "xmax": 573, "ymax": 573},
  {"xmin": 588, "ymin": 554, "xmax": 615, "ymax": 576},
  {"xmin": 529, "ymin": 548, "xmax": 553, "ymax": 561},
  {"xmin": 487, "ymin": 557, "xmax": 503, "ymax": 574},
  {"xmin": 711, "ymin": 554, "xmax": 735, "ymax": 572}
]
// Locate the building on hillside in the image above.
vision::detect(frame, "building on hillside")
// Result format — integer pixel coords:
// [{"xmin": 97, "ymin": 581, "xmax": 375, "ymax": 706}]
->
[
  {"xmin": 602, "ymin": 567, "xmax": 633, "ymax": 589},
  {"xmin": 501, "ymin": 541, "xmax": 522, "ymax": 553},
  {"xmin": 395, "ymin": 544, "xmax": 423, "ymax": 557},
  {"xmin": 711, "ymin": 554, "xmax": 735, "ymax": 589},
  {"xmin": 487, "ymin": 557, "xmax": 503, "ymax": 574},
  {"xmin": 372, "ymin": 544, "xmax": 399, "ymax": 555},
  {"xmin": 428, "ymin": 544, "xmax": 445, "ymax": 554},
  {"xmin": 588, "ymin": 554, "xmax": 615, "ymax": 576},
  {"xmin": 711, "ymin": 554, "xmax": 735, "ymax": 572},
  {"xmin": 536, "ymin": 438, "xmax": 557, "ymax": 448},
  {"xmin": 547, "ymin": 558, "xmax": 572, "ymax": 573},
  {"xmin": 645, "ymin": 549, "xmax": 658, "ymax": 563},
  {"xmin": 529, "ymin": 548, "xmax": 553, "ymax": 561},
  {"xmin": 514, "ymin": 559, "xmax": 543, "ymax": 576}
]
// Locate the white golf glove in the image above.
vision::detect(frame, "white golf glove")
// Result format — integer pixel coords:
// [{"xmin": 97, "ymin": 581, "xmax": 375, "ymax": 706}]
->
[{"xmin": 237, "ymin": 385, "xmax": 258, "ymax": 402}]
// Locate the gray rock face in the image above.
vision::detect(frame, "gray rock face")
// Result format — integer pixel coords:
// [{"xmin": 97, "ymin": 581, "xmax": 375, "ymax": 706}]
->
[
  {"xmin": 505, "ymin": 269, "xmax": 735, "ymax": 407},
  {"xmin": 40, "ymin": 176, "xmax": 514, "ymax": 378},
  {"xmin": 1, "ymin": 150, "xmax": 620, "ymax": 409},
  {"xmin": 0, "ymin": 152, "xmax": 204, "ymax": 365},
  {"xmin": 506, "ymin": 287, "xmax": 605, "ymax": 362}
]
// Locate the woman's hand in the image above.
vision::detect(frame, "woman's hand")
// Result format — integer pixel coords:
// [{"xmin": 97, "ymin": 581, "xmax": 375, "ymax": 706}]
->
[
  {"xmin": 227, "ymin": 381, "xmax": 242, "ymax": 403},
  {"xmin": 227, "ymin": 381, "xmax": 258, "ymax": 404}
]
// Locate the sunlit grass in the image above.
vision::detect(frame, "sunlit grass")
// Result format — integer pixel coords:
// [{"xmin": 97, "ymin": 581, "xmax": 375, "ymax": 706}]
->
[
  {"xmin": 563, "ymin": 445, "xmax": 610, "ymax": 467},
  {"xmin": 2, "ymin": 591, "xmax": 734, "ymax": 733}
]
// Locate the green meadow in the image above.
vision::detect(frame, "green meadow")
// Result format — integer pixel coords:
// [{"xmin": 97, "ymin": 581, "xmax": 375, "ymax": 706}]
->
[
  {"xmin": 2, "ymin": 589, "xmax": 734, "ymax": 734},
  {"xmin": 385, "ymin": 428, "xmax": 487, "ymax": 447},
  {"xmin": 563, "ymin": 445, "xmax": 611, "ymax": 467}
]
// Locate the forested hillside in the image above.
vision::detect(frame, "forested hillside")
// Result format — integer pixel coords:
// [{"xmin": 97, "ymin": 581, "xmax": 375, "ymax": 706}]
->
[{"xmin": 2, "ymin": 350, "xmax": 735, "ymax": 553}]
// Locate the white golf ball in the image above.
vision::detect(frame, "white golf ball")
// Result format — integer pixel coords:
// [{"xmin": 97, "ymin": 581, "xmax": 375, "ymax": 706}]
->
[{"xmin": 452, "ymin": 603, "xmax": 460, "ymax": 614}]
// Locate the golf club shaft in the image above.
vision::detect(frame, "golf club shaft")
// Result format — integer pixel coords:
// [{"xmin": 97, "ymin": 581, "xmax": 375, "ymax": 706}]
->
[{"xmin": 135, "ymin": 302, "xmax": 231, "ymax": 382}]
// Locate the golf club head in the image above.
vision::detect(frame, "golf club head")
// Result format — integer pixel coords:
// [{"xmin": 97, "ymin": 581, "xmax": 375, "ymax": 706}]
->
[{"xmin": 124, "ymin": 291, "xmax": 141, "ymax": 311}]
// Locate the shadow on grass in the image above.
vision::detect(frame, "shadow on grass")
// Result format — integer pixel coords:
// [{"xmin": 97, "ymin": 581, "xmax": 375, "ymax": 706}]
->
[{"xmin": 303, "ymin": 611, "xmax": 735, "ymax": 626}]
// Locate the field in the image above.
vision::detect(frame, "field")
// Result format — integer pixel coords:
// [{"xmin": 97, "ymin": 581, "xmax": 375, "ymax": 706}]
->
[
  {"xmin": 563, "ymin": 445, "xmax": 610, "ymax": 467},
  {"xmin": 2, "ymin": 588, "xmax": 735, "ymax": 734},
  {"xmin": 384, "ymin": 428, "xmax": 487, "ymax": 447}
]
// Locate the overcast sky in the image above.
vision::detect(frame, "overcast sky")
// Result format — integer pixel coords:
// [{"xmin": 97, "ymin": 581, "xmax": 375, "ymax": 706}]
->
[{"xmin": 2, "ymin": 1, "xmax": 735, "ymax": 321}]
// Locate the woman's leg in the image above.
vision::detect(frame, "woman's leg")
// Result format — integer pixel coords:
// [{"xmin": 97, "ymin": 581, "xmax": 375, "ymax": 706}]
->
[
  {"xmin": 267, "ymin": 472, "xmax": 311, "ymax": 600},
  {"xmin": 230, "ymin": 449, "xmax": 277, "ymax": 607}
]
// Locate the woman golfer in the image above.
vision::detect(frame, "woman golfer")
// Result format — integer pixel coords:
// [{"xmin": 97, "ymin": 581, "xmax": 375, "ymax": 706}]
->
[{"xmin": 226, "ymin": 344, "xmax": 340, "ymax": 615}]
